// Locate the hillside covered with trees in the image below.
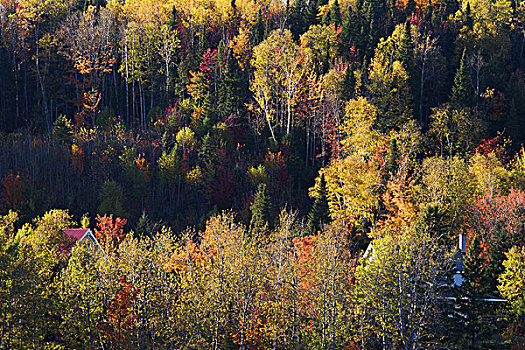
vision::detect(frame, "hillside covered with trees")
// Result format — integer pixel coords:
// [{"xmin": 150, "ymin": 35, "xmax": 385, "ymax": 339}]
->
[{"xmin": 1, "ymin": 0, "xmax": 525, "ymax": 348}]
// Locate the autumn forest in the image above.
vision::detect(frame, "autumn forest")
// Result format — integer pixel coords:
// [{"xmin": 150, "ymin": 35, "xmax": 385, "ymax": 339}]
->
[{"xmin": 1, "ymin": 0, "xmax": 525, "ymax": 348}]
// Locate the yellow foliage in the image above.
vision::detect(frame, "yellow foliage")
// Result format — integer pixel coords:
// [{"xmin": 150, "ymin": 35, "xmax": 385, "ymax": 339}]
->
[
  {"xmin": 230, "ymin": 26, "xmax": 252, "ymax": 71},
  {"xmin": 322, "ymin": 155, "xmax": 381, "ymax": 226},
  {"xmin": 469, "ymin": 151, "xmax": 509, "ymax": 197},
  {"xmin": 186, "ymin": 166, "xmax": 204, "ymax": 186},
  {"xmin": 341, "ymin": 97, "xmax": 383, "ymax": 158}
]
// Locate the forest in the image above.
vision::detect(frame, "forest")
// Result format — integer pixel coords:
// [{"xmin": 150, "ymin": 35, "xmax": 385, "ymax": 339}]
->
[{"xmin": 1, "ymin": 0, "xmax": 525, "ymax": 348}]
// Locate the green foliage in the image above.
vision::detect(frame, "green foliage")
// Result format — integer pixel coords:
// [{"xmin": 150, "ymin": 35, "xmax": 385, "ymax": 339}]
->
[
  {"xmin": 451, "ymin": 49, "xmax": 475, "ymax": 107},
  {"xmin": 53, "ymin": 115, "xmax": 74, "ymax": 145},
  {"xmin": 250, "ymin": 183, "xmax": 272, "ymax": 236},
  {"xmin": 98, "ymin": 180, "xmax": 128, "ymax": 218},
  {"xmin": 308, "ymin": 173, "xmax": 331, "ymax": 233},
  {"xmin": 453, "ymin": 235, "xmax": 498, "ymax": 348}
]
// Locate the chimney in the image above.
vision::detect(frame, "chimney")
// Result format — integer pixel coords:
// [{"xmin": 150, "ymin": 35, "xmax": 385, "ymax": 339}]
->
[{"xmin": 459, "ymin": 233, "xmax": 467, "ymax": 253}]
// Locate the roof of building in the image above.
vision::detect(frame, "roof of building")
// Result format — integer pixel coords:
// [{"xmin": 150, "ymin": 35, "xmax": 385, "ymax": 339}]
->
[
  {"xmin": 62, "ymin": 228, "xmax": 99, "ymax": 256},
  {"xmin": 64, "ymin": 228, "xmax": 90, "ymax": 241}
]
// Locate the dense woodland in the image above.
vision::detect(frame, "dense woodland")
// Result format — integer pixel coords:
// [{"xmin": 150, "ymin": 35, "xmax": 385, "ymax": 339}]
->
[{"xmin": 2, "ymin": 0, "xmax": 525, "ymax": 348}]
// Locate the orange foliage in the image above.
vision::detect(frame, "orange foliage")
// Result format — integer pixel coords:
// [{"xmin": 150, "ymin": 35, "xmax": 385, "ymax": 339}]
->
[
  {"xmin": 134, "ymin": 153, "xmax": 150, "ymax": 180},
  {"xmin": 379, "ymin": 159, "xmax": 417, "ymax": 231},
  {"xmin": 395, "ymin": 0, "xmax": 429, "ymax": 10},
  {"xmin": 95, "ymin": 214, "xmax": 127, "ymax": 247},
  {"xmin": 293, "ymin": 235, "xmax": 318, "ymax": 309},
  {"xmin": 98, "ymin": 277, "xmax": 138, "ymax": 344}
]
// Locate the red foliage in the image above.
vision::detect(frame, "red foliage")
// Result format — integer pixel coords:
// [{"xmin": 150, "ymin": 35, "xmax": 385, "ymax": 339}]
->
[
  {"xmin": 346, "ymin": 342, "xmax": 362, "ymax": 350},
  {"xmin": 464, "ymin": 189, "xmax": 525, "ymax": 250},
  {"xmin": 95, "ymin": 214, "xmax": 127, "ymax": 247},
  {"xmin": 475, "ymin": 132, "xmax": 509, "ymax": 160},
  {"xmin": 1, "ymin": 173, "xmax": 26, "ymax": 211},
  {"xmin": 98, "ymin": 277, "xmax": 138, "ymax": 345},
  {"xmin": 293, "ymin": 235, "xmax": 318, "ymax": 312},
  {"xmin": 199, "ymin": 48, "xmax": 218, "ymax": 79}
]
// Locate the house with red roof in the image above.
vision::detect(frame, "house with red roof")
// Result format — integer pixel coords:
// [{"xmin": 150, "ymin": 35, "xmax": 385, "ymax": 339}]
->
[{"xmin": 63, "ymin": 228, "xmax": 103, "ymax": 256}]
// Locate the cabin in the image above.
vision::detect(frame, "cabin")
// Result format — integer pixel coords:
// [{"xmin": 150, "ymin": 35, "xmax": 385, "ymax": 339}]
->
[
  {"xmin": 452, "ymin": 233, "xmax": 506, "ymax": 303},
  {"xmin": 62, "ymin": 228, "xmax": 103, "ymax": 256},
  {"xmin": 362, "ymin": 233, "xmax": 506, "ymax": 303}
]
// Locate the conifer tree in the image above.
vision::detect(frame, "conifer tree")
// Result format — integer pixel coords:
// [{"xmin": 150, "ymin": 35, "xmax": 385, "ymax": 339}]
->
[
  {"xmin": 199, "ymin": 132, "xmax": 218, "ymax": 164},
  {"xmin": 454, "ymin": 235, "xmax": 497, "ymax": 349},
  {"xmin": 250, "ymin": 183, "xmax": 272, "ymax": 235},
  {"xmin": 253, "ymin": 10, "xmax": 266, "ymax": 44},
  {"xmin": 406, "ymin": 0, "xmax": 416, "ymax": 17},
  {"xmin": 396, "ymin": 21, "xmax": 416, "ymax": 90},
  {"xmin": 98, "ymin": 180, "xmax": 128, "ymax": 219},
  {"xmin": 386, "ymin": 138, "xmax": 400, "ymax": 175},
  {"xmin": 451, "ymin": 49, "xmax": 474, "ymax": 107},
  {"xmin": 464, "ymin": 2, "xmax": 473, "ymax": 29},
  {"xmin": 416, "ymin": 204, "xmax": 450, "ymax": 246},
  {"xmin": 304, "ymin": 0, "xmax": 321, "ymax": 29},
  {"xmin": 341, "ymin": 66, "xmax": 356, "ymax": 101},
  {"xmin": 330, "ymin": 0, "xmax": 342, "ymax": 26},
  {"xmin": 340, "ymin": 7, "xmax": 361, "ymax": 53},
  {"xmin": 308, "ymin": 174, "xmax": 331, "ymax": 233}
]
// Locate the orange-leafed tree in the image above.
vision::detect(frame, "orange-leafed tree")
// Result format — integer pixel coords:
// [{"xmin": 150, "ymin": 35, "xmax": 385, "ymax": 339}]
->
[
  {"xmin": 95, "ymin": 214, "xmax": 127, "ymax": 248},
  {"xmin": 98, "ymin": 277, "xmax": 138, "ymax": 348}
]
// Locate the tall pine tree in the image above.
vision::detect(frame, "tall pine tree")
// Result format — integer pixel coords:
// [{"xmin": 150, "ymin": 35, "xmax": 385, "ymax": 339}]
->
[
  {"xmin": 250, "ymin": 183, "xmax": 272, "ymax": 236},
  {"xmin": 450, "ymin": 49, "xmax": 474, "ymax": 107},
  {"xmin": 453, "ymin": 235, "xmax": 498, "ymax": 349},
  {"xmin": 308, "ymin": 174, "xmax": 331, "ymax": 233}
]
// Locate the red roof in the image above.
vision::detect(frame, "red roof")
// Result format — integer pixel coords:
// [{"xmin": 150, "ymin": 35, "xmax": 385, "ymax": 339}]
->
[
  {"xmin": 64, "ymin": 228, "xmax": 90, "ymax": 241},
  {"xmin": 62, "ymin": 228, "xmax": 91, "ymax": 255}
]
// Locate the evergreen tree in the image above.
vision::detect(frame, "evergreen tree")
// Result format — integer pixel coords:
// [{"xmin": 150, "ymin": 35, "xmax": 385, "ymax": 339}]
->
[
  {"xmin": 361, "ymin": 0, "xmax": 387, "ymax": 56},
  {"xmin": 217, "ymin": 55, "xmax": 247, "ymax": 118},
  {"xmin": 450, "ymin": 49, "xmax": 475, "ymax": 107},
  {"xmin": 308, "ymin": 174, "xmax": 331, "ymax": 233},
  {"xmin": 323, "ymin": 0, "xmax": 341, "ymax": 25},
  {"xmin": 396, "ymin": 21, "xmax": 416, "ymax": 82},
  {"xmin": 416, "ymin": 204, "xmax": 450, "ymax": 246},
  {"xmin": 406, "ymin": 0, "xmax": 416, "ymax": 17},
  {"xmin": 485, "ymin": 231, "xmax": 515, "ymax": 296},
  {"xmin": 253, "ymin": 9, "xmax": 266, "ymax": 44},
  {"xmin": 330, "ymin": 0, "xmax": 342, "ymax": 26},
  {"xmin": 341, "ymin": 65, "xmax": 356, "ymax": 101},
  {"xmin": 52, "ymin": 115, "xmax": 74, "ymax": 146},
  {"xmin": 304, "ymin": 0, "xmax": 321, "ymax": 29},
  {"xmin": 385, "ymin": 138, "xmax": 400, "ymax": 175},
  {"xmin": 340, "ymin": 7, "xmax": 361, "ymax": 54},
  {"xmin": 98, "ymin": 180, "xmax": 128, "ymax": 219},
  {"xmin": 289, "ymin": 0, "xmax": 306, "ymax": 38},
  {"xmin": 250, "ymin": 183, "xmax": 272, "ymax": 235},
  {"xmin": 198, "ymin": 132, "xmax": 218, "ymax": 164},
  {"xmin": 454, "ymin": 235, "xmax": 497, "ymax": 349},
  {"xmin": 464, "ymin": 2, "xmax": 473, "ymax": 29}
]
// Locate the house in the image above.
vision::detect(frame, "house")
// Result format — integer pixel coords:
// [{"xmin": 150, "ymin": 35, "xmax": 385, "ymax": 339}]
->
[
  {"xmin": 452, "ymin": 233, "xmax": 466, "ymax": 287},
  {"xmin": 362, "ymin": 233, "xmax": 505, "ymax": 301},
  {"xmin": 62, "ymin": 228, "xmax": 104, "ymax": 256},
  {"xmin": 452, "ymin": 233, "xmax": 506, "ymax": 303}
]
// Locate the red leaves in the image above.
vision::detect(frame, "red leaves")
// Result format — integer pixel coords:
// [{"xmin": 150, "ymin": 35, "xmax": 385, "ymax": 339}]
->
[
  {"xmin": 475, "ymin": 132, "xmax": 509, "ymax": 160},
  {"xmin": 199, "ymin": 48, "xmax": 218, "ymax": 79},
  {"xmin": 95, "ymin": 214, "xmax": 127, "ymax": 247},
  {"xmin": 98, "ymin": 277, "xmax": 138, "ymax": 344},
  {"xmin": 464, "ymin": 189, "xmax": 525, "ymax": 251}
]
